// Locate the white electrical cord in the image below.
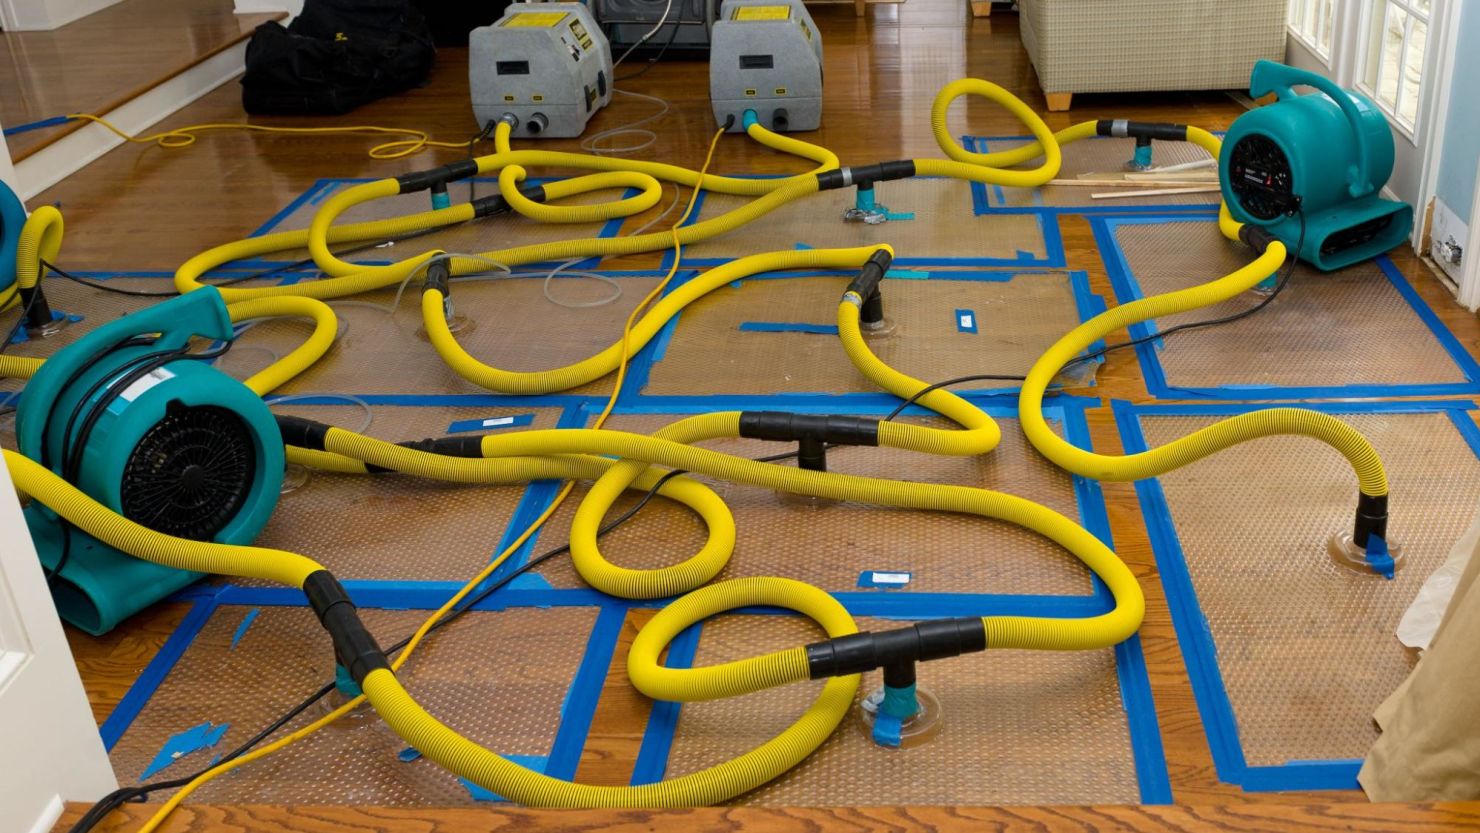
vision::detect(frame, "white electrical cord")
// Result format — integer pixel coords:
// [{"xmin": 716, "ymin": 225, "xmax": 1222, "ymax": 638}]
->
[
  {"xmin": 579, "ymin": 88, "xmax": 672, "ymax": 156},
  {"xmin": 267, "ymin": 394, "xmax": 375, "ymax": 434},
  {"xmin": 610, "ymin": 0, "xmax": 675, "ymax": 72}
]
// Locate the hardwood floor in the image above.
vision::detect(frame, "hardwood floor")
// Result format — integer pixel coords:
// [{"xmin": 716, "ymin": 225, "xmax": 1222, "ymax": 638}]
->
[
  {"xmin": 20, "ymin": 0, "xmax": 1480, "ymax": 829},
  {"xmin": 0, "ymin": 0, "xmax": 276, "ymax": 160}
]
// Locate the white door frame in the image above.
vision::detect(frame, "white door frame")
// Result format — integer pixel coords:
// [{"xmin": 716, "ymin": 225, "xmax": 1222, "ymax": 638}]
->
[{"xmin": 0, "ymin": 460, "xmax": 118, "ymax": 833}]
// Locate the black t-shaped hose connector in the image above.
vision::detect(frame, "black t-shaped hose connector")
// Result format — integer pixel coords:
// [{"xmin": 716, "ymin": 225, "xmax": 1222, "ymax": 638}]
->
[{"xmin": 806, "ymin": 617, "xmax": 987, "ymax": 679}]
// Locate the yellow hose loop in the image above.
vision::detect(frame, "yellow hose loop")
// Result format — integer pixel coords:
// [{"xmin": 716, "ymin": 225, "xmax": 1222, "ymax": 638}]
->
[
  {"xmin": 1187, "ymin": 125, "xmax": 1223, "ymax": 159},
  {"xmin": 226, "ymin": 296, "xmax": 339, "ymax": 397},
  {"xmin": 744, "ymin": 120, "xmax": 840, "ymax": 171},
  {"xmin": 835, "ymin": 299, "xmax": 1001, "ymax": 456},
  {"xmin": 925, "ymin": 79, "xmax": 1066, "ymax": 187},
  {"xmin": 500, "ymin": 166, "xmax": 663, "ymax": 223},
  {"xmin": 174, "ymin": 202, "xmax": 476, "ymax": 302},
  {"xmin": 424, "ymin": 245, "xmax": 879, "ymax": 395},
  {"xmin": 307, "ymin": 178, "xmax": 453, "ymax": 281},
  {"xmin": 361, "ymin": 576, "xmax": 855, "ymax": 808},
  {"xmin": 16, "ymin": 205, "xmax": 64, "ymax": 289},
  {"xmin": 1016, "ymin": 222, "xmax": 1389, "ymax": 497},
  {"xmin": 0, "ymin": 354, "xmax": 44, "ymax": 379},
  {"xmin": 286, "ymin": 446, "xmax": 370, "ymax": 474},
  {"xmin": 3, "ymin": 449, "xmax": 324, "ymax": 587}
]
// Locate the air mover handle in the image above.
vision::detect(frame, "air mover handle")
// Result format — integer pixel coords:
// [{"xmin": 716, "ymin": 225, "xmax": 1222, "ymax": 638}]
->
[
  {"xmin": 15, "ymin": 287, "xmax": 236, "ymax": 462},
  {"xmin": 1249, "ymin": 60, "xmax": 1374, "ymax": 198}
]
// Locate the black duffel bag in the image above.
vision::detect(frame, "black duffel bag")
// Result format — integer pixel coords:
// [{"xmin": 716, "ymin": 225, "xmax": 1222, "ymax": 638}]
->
[{"xmin": 242, "ymin": 0, "xmax": 436, "ymax": 115}]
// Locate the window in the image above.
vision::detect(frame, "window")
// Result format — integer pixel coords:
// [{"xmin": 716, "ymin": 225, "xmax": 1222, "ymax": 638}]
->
[
  {"xmin": 1288, "ymin": 0, "xmax": 1336, "ymax": 58},
  {"xmin": 1361, "ymin": 0, "xmax": 1430, "ymax": 130}
]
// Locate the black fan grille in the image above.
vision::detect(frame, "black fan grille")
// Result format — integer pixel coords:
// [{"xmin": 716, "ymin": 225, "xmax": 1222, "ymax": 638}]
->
[
  {"xmin": 121, "ymin": 404, "xmax": 257, "ymax": 540},
  {"xmin": 1229, "ymin": 134, "xmax": 1295, "ymax": 220}
]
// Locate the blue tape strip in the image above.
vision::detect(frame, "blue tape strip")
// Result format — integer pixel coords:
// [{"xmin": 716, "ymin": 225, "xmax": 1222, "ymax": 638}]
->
[
  {"xmin": 140, "ymin": 721, "xmax": 231, "ymax": 780},
  {"xmin": 101, "ymin": 594, "xmax": 220, "ymax": 750},
  {"xmin": 858, "ymin": 570, "xmax": 913, "ymax": 589},
  {"xmin": 446, "ymin": 413, "xmax": 535, "ymax": 434},
  {"xmin": 229, "ymin": 608, "xmax": 260, "ymax": 650},
  {"xmin": 545, "ymin": 605, "xmax": 627, "ymax": 780},
  {"xmin": 954, "ymin": 308, "xmax": 979, "ymax": 333},
  {"xmin": 2, "ymin": 115, "xmax": 74, "ymax": 137},
  {"xmin": 631, "ymin": 621, "xmax": 703, "ymax": 785},
  {"xmin": 738, "ymin": 321, "xmax": 839, "ymax": 334},
  {"xmin": 1115, "ymin": 635, "xmax": 1174, "ymax": 803}
]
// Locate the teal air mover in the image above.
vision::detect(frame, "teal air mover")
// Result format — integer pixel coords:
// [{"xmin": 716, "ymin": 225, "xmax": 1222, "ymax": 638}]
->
[
  {"xmin": 1220, "ymin": 60, "xmax": 1413, "ymax": 271},
  {"xmin": 0, "ymin": 178, "xmax": 25, "ymax": 296},
  {"xmin": 15, "ymin": 288, "xmax": 283, "ymax": 634}
]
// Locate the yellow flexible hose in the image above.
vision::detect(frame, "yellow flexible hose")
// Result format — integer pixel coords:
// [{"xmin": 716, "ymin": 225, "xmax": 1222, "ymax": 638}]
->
[
  {"xmin": 1017, "ymin": 205, "xmax": 1388, "ymax": 497},
  {"xmin": 501, "ymin": 167, "xmax": 664, "ymax": 223},
  {"xmin": 15, "ymin": 205, "xmax": 64, "ymax": 290},
  {"xmin": 0, "ymin": 355, "xmax": 44, "ymax": 379},
  {"xmin": 225, "ymin": 296, "xmax": 339, "ymax": 396}
]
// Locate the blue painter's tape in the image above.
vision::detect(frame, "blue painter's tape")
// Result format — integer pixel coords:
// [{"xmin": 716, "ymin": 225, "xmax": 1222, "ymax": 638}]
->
[
  {"xmin": 1364, "ymin": 536, "xmax": 1395, "ymax": 579},
  {"xmin": 229, "ymin": 608, "xmax": 260, "ymax": 650},
  {"xmin": 398, "ymin": 747, "xmax": 422, "ymax": 762},
  {"xmin": 955, "ymin": 309, "xmax": 978, "ymax": 333},
  {"xmin": 1115, "ymin": 635, "xmax": 1174, "ymax": 803},
  {"xmin": 858, "ymin": 570, "xmax": 913, "ymax": 589},
  {"xmin": 885, "ymin": 269, "xmax": 929, "ymax": 280},
  {"xmin": 630, "ymin": 621, "xmax": 702, "ymax": 785},
  {"xmin": 794, "ymin": 242, "xmax": 813, "ymax": 250},
  {"xmin": 738, "ymin": 321, "xmax": 839, "ymax": 335},
  {"xmin": 545, "ymin": 605, "xmax": 627, "ymax": 780},
  {"xmin": 459, "ymin": 755, "xmax": 547, "ymax": 801},
  {"xmin": 446, "ymin": 413, "xmax": 535, "ymax": 434},
  {"xmin": 140, "ymin": 721, "xmax": 231, "ymax": 780},
  {"xmin": 872, "ymin": 711, "xmax": 904, "ymax": 747},
  {"xmin": 101, "ymin": 594, "xmax": 220, "ymax": 750}
]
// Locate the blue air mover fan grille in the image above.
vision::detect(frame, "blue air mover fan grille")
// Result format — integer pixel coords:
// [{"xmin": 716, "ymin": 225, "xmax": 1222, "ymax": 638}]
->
[
  {"xmin": 1228, "ymin": 134, "xmax": 1294, "ymax": 221},
  {"xmin": 120, "ymin": 403, "xmax": 257, "ymax": 540}
]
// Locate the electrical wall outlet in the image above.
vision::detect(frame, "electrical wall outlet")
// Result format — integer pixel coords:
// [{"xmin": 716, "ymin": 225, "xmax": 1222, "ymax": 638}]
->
[{"xmin": 1430, "ymin": 198, "xmax": 1469, "ymax": 283}]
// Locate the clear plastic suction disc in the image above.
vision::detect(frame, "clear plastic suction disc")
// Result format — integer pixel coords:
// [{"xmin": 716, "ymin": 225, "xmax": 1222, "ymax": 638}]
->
[
  {"xmin": 1328, "ymin": 532, "xmax": 1405, "ymax": 575},
  {"xmin": 860, "ymin": 317, "xmax": 897, "ymax": 339},
  {"xmin": 416, "ymin": 314, "xmax": 475, "ymax": 342},
  {"xmin": 858, "ymin": 686, "xmax": 944, "ymax": 749},
  {"xmin": 280, "ymin": 463, "xmax": 312, "ymax": 495}
]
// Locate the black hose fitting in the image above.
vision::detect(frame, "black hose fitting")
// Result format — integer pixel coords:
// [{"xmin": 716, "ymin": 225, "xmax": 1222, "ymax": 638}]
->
[
  {"xmin": 395, "ymin": 159, "xmax": 480, "ymax": 194},
  {"xmin": 738, "ymin": 411, "xmax": 880, "ymax": 447},
  {"xmin": 1095, "ymin": 119, "xmax": 1189, "ymax": 142},
  {"xmin": 19, "ymin": 284, "xmax": 54, "ymax": 330},
  {"xmin": 1238, "ymin": 224, "xmax": 1279, "ymax": 255},
  {"xmin": 303, "ymin": 570, "xmax": 391, "ymax": 685},
  {"xmin": 846, "ymin": 249, "xmax": 894, "ymax": 302},
  {"xmin": 1353, "ymin": 493, "xmax": 1389, "ymax": 549},
  {"xmin": 816, "ymin": 161, "xmax": 917, "ymax": 192},
  {"xmin": 860, "ymin": 291, "xmax": 886, "ymax": 327},
  {"xmin": 470, "ymin": 183, "xmax": 549, "ymax": 219},
  {"xmin": 276, "ymin": 415, "xmax": 331, "ymax": 451},
  {"xmin": 423, "ymin": 257, "xmax": 452, "ymax": 296},
  {"xmin": 805, "ymin": 617, "xmax": 987, "ymax": 679}
]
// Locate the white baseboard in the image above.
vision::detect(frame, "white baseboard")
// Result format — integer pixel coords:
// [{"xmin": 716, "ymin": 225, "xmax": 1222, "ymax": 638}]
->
[
  {"xmin": 22, "ymin": 795, "xmax": 65, "ymax": 833},
  {"xmin": 13, "ymin": 40, "xmax": 248, "ymax": 202},
  {"xmin": 1, "ymin": 0, "xmax": 125, "ymax": 31}
]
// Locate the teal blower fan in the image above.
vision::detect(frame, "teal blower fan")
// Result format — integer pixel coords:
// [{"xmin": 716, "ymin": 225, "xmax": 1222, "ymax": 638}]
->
[
  {"xmin": 15, "ymin": 288, "xmax": 283, "ymax": 634},
  {"xmin": 1, "ymin": 178, "xmax": 25, "ymax": 298},
  {"xmin": 1220, "ymin": 60, "xmax": 1413, "ymax": 271}
]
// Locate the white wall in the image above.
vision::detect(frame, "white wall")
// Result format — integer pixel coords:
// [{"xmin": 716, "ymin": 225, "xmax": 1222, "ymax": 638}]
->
[
  {"xmin": 0, "ymin": 113, "xmax": 17, "ymax": 193},
  {"xmin": 0, "ymin": 0, "xmax": 126, "ymax": 30},
  {"xmin": 0, "ymin": 461, "xmax": 118, "ymax": 833}
]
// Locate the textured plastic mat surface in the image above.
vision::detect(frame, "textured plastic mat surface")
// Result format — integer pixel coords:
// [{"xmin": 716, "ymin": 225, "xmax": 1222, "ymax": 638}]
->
[
  {"xmin": 669, "ymin": 178, "xmax": 1052, "ymax": 264},
  {"xmin": 254, "ymin": 178, "xmax": 624, "ymax": 265},
  {"xmin": 252, "ymin": 403, "xmax": 562, "ymax": 583},
  {"xmin": 532, "ymin": 412, "xmax": 1094, "ymax": 596},
  {"xmin": 110, "ymin": 604, "xmax": 596, "ymax": 805},
  {"xmin": 664, "ymin": 614, "xmax": 1139, "ymax": 805},
  {"xmin": 973, "ymin": 136, "xmax": 1219, "ymax": 209},
  {"xmin": 1139, "ymin": 410, "xmax": 1480, "ymax": 766},
  {"xmin": 229, "ymin": 272, "xmax": 671, "ymax": 397},
  {"xmin": 1109, "ymin": 219, "xmax": 1476, "ymax": 394},
  {"xmin": 643, "ymin": 272, "xmax": 1084, "ymax": 395}
]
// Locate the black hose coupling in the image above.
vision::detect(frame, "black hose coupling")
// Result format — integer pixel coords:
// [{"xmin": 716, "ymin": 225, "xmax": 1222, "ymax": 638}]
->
[
  {"xmin": 303, "ymin": 571, "xmax": 391, "ymax": 685},
  {"xmin": 423, "ymin": 256, "xmax": 452, "ymax": 296},
  {"xmin": 471, "ymin": 183, "xmax": 550, "ymax": 219},
  {"xmin": 846, "ymin": 249, "xmax": 894, "ymax": 305},
  {"xmin": 395, "ymin": 159, "xmax": 480, "ymax": 194},
  {"xmin": 1095, "ymin": 119, "xmax": 1190, "ymax": 142},
  {"xmin": 816, "ymin": 160, "xmax": 917, "ymax": 192},
  {"xmin": 806, "ymin": 617, "xmax": 986, "ymax": 680},
  {"xmin": 1238, "ymin": 224, "xmax": 1279, "ymax": 255},
  {"xmin": 276, "ymin": 414, "xmax": 331, "ymax": 451},
  {"xmin": 739, "ymin": 411, "xmax": 879, "ymax": 473},
  {"xmin": 1353, "ymin": 493, "xmax": 1389, "ymax": 550},
  {"xmin": 19, "ymin": 283, "xmax": 54, "ymax": 331}
]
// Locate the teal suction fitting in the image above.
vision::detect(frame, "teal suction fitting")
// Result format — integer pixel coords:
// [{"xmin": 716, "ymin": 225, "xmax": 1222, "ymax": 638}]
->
[
  {"xmin": 16, "ymin": 287, "xmax": 283, "ymax": 634},
  {"xmin": 1221, "ymin": 60, "xmax": 1412, "ymax": 271}
]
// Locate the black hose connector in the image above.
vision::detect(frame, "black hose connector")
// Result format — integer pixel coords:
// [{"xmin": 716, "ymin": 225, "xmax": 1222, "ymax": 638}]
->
[
  {"xmin": 1095, "ymin": 119, "xmax": 1189, "ymax": 142},
  {"xmin": 423, "ymin": 257, "xmax": 452, "ymax": 296},
  {"xmin": 1353, "ymin": 493, "xmax": 1389, "ymax": 550},
  {"xmin": 276, "ymin": 415, "xmax": 331, "ymax": 451},
  {"xmin": 816, "ymin": 161, "xmax": 917, "ymax": 192},
  {"xmin": 470, "ymin": 183, "xmax": 549, "ymax": 219},
  {"xmin": 1238, "ymin": 224, "xmax": 1279, "ymax": 255},
  {"xmin": 860, "ymin": 290, "xmax": 886, "ymax": 327},
  {"xmin": 303, "ymin": 570, "xmax": 391, "ymax": 685},
  {"xmin": 19, "ymin": 284, "xmax": 54, "ymax": 331},
  {"xmin": 846, "ymin": 249, "xmax": 894, "ymax": 302},
  {"xmin": 805, "ymin": 617, "xmax": 987, "ymax": 679},
  {"xmin": 395, "ymin": 159, "xmax": 480, "ymax": 194},
  {"xmin": 738, "ymin": 411, "xmax": 880, "ymax": 446}
]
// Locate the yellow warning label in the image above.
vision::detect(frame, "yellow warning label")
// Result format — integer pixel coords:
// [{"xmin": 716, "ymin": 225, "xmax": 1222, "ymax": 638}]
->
[
  {"xmin": 503, "ymin": 11, "xmax": 567, "ymax": 27},
  {"xmin": 733, "ymin": 5, "xmax": 791, "ymax": 20}
]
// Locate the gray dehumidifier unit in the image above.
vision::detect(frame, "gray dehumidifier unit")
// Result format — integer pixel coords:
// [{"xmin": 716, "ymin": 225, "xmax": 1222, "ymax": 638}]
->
[
  {"xmin": 470, "ymin": 2, "xmax": 614, "ymax": 138},
  {"xmin": 709, "ymin": 0, "xmax": 822, "ymax": 133}
]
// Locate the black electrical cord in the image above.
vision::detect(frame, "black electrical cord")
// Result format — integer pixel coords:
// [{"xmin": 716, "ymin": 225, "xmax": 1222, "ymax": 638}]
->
[{"xmin": 0, "ymin": 260, "xmax": 49, "ymax": 356}]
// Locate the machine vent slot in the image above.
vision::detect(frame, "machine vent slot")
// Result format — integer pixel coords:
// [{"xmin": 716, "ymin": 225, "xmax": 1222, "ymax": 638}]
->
[
  {"xmin": 739, "ymin": 54, "xmax": 774, "ymax": 69},
  {"xmin": 497, "ymin": 61, "xmax": 531, "ymax": 75}
]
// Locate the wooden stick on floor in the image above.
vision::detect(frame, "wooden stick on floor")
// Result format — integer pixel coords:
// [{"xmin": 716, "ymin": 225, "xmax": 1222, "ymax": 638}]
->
[{"xmin": 1090, "ymin": 185, "xmax": 1223, "ymax": 199}]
